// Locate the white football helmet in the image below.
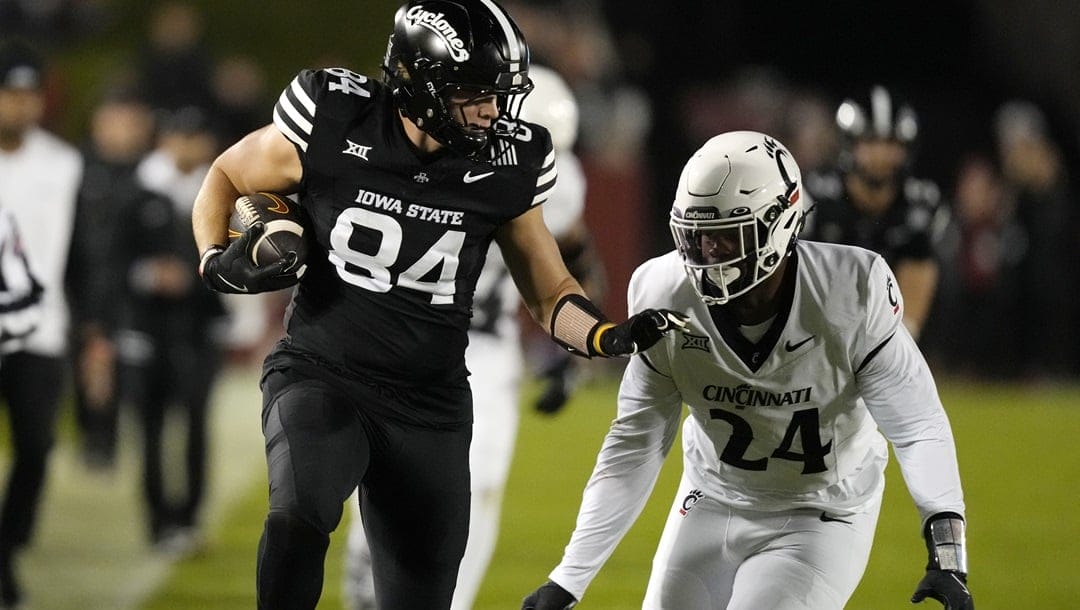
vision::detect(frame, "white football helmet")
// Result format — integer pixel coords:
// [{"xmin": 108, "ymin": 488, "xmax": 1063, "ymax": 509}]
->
[
  {"xmin": 669, "ymin": 131, "xmax": 805, "ymax": 305},
  {"xmin": 519, "ymin": 64, "xmax": 578, "ymax": 152}
]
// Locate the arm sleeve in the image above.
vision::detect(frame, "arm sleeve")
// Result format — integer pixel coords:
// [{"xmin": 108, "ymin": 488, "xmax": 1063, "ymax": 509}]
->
[
  {"xmin": 859, "ymin": 323, "xmax": 965, "ymax": 525},
  {"xmin": 548, "ymin": 353, "xmax": 683, "ymax": 599}
]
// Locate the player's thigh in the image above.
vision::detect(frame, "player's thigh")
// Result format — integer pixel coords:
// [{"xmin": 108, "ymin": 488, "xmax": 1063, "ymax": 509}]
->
[
  {"xmin": 644, "ymin": 475, "xmax": 738, "ymax": 610},
  {"xmin": 261, "ymin": 369, "xmax": 369, "ymax": 534},
  {"xmin": 727, "ymin": 499, "xmax": 882, "ymax": 610},
  {"xmin": 361, "ymin": 419, "xmax": 471, "ymax": 581}
]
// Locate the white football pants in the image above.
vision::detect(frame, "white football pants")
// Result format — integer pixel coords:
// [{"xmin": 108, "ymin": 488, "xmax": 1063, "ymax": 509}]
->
[{"xmin": 642, "ymin": 473, "xmax": 882, "ymax": 610}]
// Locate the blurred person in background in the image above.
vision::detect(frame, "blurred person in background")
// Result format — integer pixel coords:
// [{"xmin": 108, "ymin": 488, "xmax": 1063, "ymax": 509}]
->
[
  {"xmin": 341, "ymin": 64, "xmax": 606, "ymax": 610},
  {"xmin": 802, "ymin": 84, "xmax": 947, "ymax": 341},
  {"xmin": 69, "ymin": 83, "xmax": 158, "ymax": 470},
  {"xmin": 210, "ymin": 54, "xmax": 271, "ymax": 148},
  {"xmin": 137, "ymin": 1, "xmax": 215, "ymax": 114},
  {"xmin": 933, "ymin": 154, "xmax": 1025, "ymax": 378},
  {"xmin": 522, "ymin": 131, "xmax": 973, "ymax": 610},
  {"xmin": 127, "ymin": 105, "xmax": 229, "ymax": 553},
  {"xmin": 0, "ymin": 39, "xmax": 83, "ymax": 608},
  {"xmin": 993, "ymin": 100, "xmax": 1077, "ymax": 380}
]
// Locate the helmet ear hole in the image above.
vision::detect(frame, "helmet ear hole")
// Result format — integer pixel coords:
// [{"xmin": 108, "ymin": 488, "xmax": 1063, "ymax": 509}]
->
[
  {"xmin": 763, "ymin": 253, "xmax": 779, "ymax": 269},
  {"xmin": 764, "ymin": 204, "xmax": 781, "ymax": 222}
]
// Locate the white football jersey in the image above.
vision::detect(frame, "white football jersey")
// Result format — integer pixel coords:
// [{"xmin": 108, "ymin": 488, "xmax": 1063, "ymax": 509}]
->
[{"xmin": 550, "ymin": 240, "xmax": 965, "ymax": 598}]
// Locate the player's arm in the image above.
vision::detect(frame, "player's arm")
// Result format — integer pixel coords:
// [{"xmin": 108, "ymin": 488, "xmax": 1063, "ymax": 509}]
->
[
  {"xmin": 855, "ymin": 258, "xmax": 972, "ymax": 610},
  {"xmin": 497, "ymin": 208, "xmax": 686, "ymax": 357},
  {"xmin": 894, "ymin": 257, "xmax": 938, "ymax": 339},
  {"xmin": 522, "ymin": 352, "xmax": 684, "ymax": 608},
  {"xmin": 192, "ymin": 125, "xmax": 302, "ymax": 293},
  {"xmin": 858, "ymin": 329, "xmax": 973, "ymax": 609}
]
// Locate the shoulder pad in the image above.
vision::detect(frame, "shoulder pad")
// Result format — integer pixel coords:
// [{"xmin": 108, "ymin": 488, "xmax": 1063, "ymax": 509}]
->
[{"xmin": 273, "ymin": 67, "xmax": 377, "ymax": 153}]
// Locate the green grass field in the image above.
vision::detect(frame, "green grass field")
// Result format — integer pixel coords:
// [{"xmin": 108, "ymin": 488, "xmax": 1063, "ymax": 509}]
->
[{"xmin": 138, "ymin": 374, "xmax": 1080, "ymax": 609}]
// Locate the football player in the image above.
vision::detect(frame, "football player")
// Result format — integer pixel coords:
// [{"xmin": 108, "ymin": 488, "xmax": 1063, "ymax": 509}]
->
[
  {"xmin": 190, "ymin": 2, "xmax": 683, "ymax": 609},
  {"xmin": 801, "ymin": 85, "xmax": 946, "ymax": 339},
  {"xmin": 340, "ymin": 64, "xmax": 602, "ymax": 610},
  {"xmin": 522, "ymin": 131, "xmax": 973, "ymax": 610}
]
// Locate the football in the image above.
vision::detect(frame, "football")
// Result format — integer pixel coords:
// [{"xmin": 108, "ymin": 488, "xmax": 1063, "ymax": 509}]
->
[{"xmin": 228, "ymin": 192, "xmax": 308, "ymax": 276}]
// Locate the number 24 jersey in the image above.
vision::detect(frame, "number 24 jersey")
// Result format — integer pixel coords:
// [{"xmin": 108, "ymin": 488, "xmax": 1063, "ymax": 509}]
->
[
  {"xmin": 619, "ymin": 240, "xmax": 963, "ymax": 516},
  {"xmin": 272, "ymin": 67, "xmax": 556, "ymax": 386}
]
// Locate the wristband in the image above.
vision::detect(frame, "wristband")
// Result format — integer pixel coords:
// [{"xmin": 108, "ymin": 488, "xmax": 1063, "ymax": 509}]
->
[
  {"xmin": 591, "ymin": 322, "xmax": 616, "ymax": 356},
  {"xmin": 198, "ymin": 245, "xmax": 226, "ymax": 277},
  {"xmin": 924, "ymin": 513, "xmax": 967, "ymax": 573},
  {"xmin": 550, "ymin": 293, "xmax": 608, "ymax": 358}
]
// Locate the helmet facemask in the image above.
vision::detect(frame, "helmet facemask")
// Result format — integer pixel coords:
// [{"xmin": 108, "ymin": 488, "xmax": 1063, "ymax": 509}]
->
[{"xmin": 671, "ymin": 201, "xmax": 797, "ymax": 305}]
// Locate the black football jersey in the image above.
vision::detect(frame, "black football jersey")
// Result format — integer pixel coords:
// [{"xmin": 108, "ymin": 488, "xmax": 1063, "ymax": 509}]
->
[
  {"xmin": 273, "ymin": 67, "xmax": 556, "ymax": 386},
  {"xmin": 801, "ymin": 169, "xmax": 944, "ymax": 266}
]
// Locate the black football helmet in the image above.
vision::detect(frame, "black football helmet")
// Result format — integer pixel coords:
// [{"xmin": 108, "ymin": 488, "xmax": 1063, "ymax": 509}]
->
[
  {"xmin": 382, "ymin": 0, "xmax": 533, "ymax": 158},
  {"xmin": 835, "ymin": 84, "xmax": 918, "ymax": 179}
]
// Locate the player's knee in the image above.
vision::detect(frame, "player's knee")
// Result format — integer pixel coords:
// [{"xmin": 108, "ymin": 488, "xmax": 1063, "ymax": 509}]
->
[{"xmin": 264, "ymin": 509, "xmax": 331, "ymax": 553}]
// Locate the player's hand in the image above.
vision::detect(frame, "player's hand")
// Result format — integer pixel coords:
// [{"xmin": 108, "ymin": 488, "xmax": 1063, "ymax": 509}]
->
[
  {"xmin": 200, "ymin": 222, "xmax": 300, "ymax": 294},
  {"xmin": 598, "ymin": 309, "xmax": 688, "ymax": 356},
  {"xmin": 911, "ymin": 569, "xmax": 973, "ymax": 609},
  {"xmin": 522, "ymin": 581, "xmax": 577, "ymax": 610},
  {"xmin": 533, "ymin": 353, "xmax": 575, "ymax": 415}
]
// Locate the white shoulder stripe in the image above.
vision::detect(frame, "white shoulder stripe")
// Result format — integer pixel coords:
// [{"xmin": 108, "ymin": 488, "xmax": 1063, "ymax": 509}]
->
[
  {"xmin": 537, "ymin": 163, "xmax": 557, "ymax": 187},
  {"xmin": 479, "ymin": 0, "xmax": 522, "ymax": 61},
  {"xmin": 532, "ymin": 192, "xmax": 549, "ymax": 206},
  {"xmin": 278, "ymin": 91, "xmax": 314, "ymax": 135},
  {"xmin": 273, "ymin": 106, "xmax": 309, "ymax": 152},
  {"xmin": 289, "ymin": 78, "xmax": 317, "ymax": 117}
]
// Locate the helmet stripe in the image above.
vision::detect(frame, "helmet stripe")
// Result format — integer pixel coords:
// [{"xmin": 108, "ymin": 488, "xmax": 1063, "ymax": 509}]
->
[
  {"xmin": 478, "ymin": 0, "xmax": 523, "ymax": 62},
  {"xmin": 871, "ymin": 85, "xmax": 892, "ymax": 138}
]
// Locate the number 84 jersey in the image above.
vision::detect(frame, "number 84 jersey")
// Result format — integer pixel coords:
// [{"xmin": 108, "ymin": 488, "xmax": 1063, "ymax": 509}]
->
[
  {"xmin": 273, "ymin": 68, "xmax": 555, "ymax": 387},
  {"xmin": 620, "ymin": 240, "xmax": 963, "ymax": 516}
]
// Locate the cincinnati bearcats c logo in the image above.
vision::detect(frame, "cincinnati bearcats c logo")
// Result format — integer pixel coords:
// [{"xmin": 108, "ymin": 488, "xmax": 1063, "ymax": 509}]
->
[
  {"xmin": 887, "ymin": 276, "xmax": 900, "ymax": 314},
  {"xmin": 679, "ymin": 489, "xmax": 705, "ymax": 516}
]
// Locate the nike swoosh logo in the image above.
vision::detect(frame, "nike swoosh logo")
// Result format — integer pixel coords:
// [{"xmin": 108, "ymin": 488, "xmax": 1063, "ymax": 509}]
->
[
  {"xmin": 784, "ymin": 335, "xmax": 815, "ymax": 352},
  {"xmin": 216, "ymin": 274, "xmax": 249, "ymax": 293},
  {"xmin": 819, "ymin": 512, "xmax": 852, "ymax": 524},
  {"xmin": 463, "ymin": 170, "xmax": 495, "ymax": 183},
  {"xmin": 262, "ymin": 192, "xmax": 290, "ymax": 214}
]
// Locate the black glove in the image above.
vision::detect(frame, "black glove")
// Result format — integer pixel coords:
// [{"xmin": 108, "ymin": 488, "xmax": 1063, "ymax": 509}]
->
[
  {"xmin": 911, "ymin": 512, "xmax": 973, "ymax": 609},
  {"xmin": 522, "ymin": 581, "xmax": 577, "ymax": 610},
  {"xmin": 533, "ymin": 353, "xmax": 575, "ymax": 415},
  {"xmin": 597, "ymin": 309, "xmax": 689, "ymax": 356},
  {"xmin": 200, "ymin": 222, "xmax": 300, "ymax": 294},
  {"xmin": 911, "ymin": 569, "xmax": 973, "ymax": 609}
]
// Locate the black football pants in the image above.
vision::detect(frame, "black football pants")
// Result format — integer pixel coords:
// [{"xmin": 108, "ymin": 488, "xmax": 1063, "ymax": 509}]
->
[{"xmin": 258, "ymin": 363, "xmax": 471, "ymax": 610}]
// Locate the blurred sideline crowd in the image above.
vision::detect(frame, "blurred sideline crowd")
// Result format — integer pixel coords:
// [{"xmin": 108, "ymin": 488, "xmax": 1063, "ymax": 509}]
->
[{"xmin": 0, "ymin": 0, "xmax": 1077, "ymax": 606}]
